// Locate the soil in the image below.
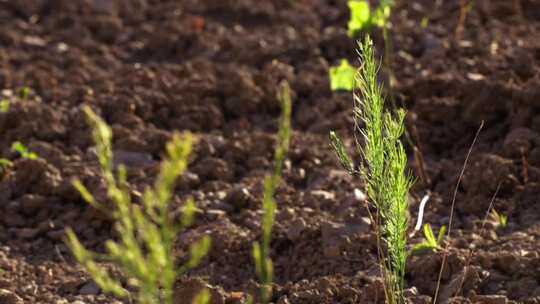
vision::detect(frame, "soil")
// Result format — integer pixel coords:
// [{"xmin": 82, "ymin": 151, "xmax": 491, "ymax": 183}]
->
[{"xmin": 0, "ymin": 0, "xmax": 540, "ymax": 303}]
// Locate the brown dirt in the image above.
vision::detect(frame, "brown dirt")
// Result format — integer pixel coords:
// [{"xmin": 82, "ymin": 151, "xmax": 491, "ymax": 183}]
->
[{"xmin": 0, "ymin": 0, "xmax": 540, "ymax": 303}]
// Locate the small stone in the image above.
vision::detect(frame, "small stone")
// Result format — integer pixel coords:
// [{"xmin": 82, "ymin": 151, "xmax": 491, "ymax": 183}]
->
[
  {"xmin": 323, "ymin": 245, "xmax": 341, "ymax": 259},
  {"xmin": 59, "ymin": 280, "xmax": 79, "ymax": 294},
  {"xmin": 286, "ymin": 218, "xmax": 307, "ymax": 241},
  {"xmin": 46, "ymin": 229, "xmax": 65, "ymax": 241},
  {"xmin": 79, "ymin": 281, "xmax": 100, "ymax": 295},
  {"xmin": 113, "ymin": 150, "xmax": 155, "ymax": 168},
  {"xmin": 20, "ymin": 194, "xmax": 46, "ymax": 215},
  {"xmin": 206, "ymin": 209, "xmax": 226, "ymax": 220},
  {"xmin": 14, "ymin": 227, "xmax": 40, "ymax": 239},
  {"xmin": 472, "ymin": 295, "xmax": 508, "ymax": 304},
  {"xmin": 310, "ymin": 190, "xmax": 335, "ymax": 201},
  {"xmin": 403, "ymin": 287, "xmax": 418, "ymax": 297},
  {"xmin": 0, "ymin": 289, "xmax": 24, "ymax": 304},
  {"xmin": 225, "ymin": 186, "xmax": 252, "ymax": 211},
  {"xmin": 173, "ymin": 278, "xmax": 226, "ymax": 304},
  {"xmin": 277, "ymin": 296, "xmax": 291, "ymax": 304}
]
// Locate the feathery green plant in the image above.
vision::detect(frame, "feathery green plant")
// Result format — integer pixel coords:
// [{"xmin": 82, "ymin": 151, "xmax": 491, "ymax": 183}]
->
[
  {"xmin": 329, "ymin": 59, "xmax": 357, "ymax": 92},
  {"xmin": 11, "ymin": 141, "xmax": 38, "ymax": 160},
  {"xmin": 66, "ymin": 106, "xmax": 211, "ymax": 304},
  {"xmin": 330, "ymin": 36, "xmax": 413, "ymax": 304},
  {"xmin": 411, "ymin": 224, "xmax": 446, "ymax": 253},
  {"xmin": 251, "ymin": 81, "xmax": 292, "ymax": 304},
  {"xmin": 489, "ymin": 209, "xmax": 508, "ymax": 228}
]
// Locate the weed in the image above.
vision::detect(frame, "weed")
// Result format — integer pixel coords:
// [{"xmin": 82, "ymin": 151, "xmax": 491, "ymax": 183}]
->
[
  {"xmin": 330, "ymin": 36, "xmax": 413, "ymax": 304},
  {"xmin": 411, "ymin": 224, "xmax": 446, "ymax": 253},
  {"xmin": 329, "ymin": 59, "xmax": 357, "ymax": 92},
  {"xmin": 251, "ymin": 81, "xmax": 292, "ymax": 304},
  {"xmin": 489, "ymin": 209, "xmax": 508, "ymax": 228},
  {"xmin": 11, "ymin": 141, "xmax": 38, "ymax": 160},
  {"xmin": 65, "ymin": 106, "xmax": 210, "ymax": 304},
  {"xmin": 0, "ymin": 99, "xmax": 9, "ymax": 113}
]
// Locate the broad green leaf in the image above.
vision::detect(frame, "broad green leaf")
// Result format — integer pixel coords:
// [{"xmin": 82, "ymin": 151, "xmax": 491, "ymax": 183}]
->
[
  {"xmin": 347, "ymin": 0, "xmax": 371, "ymax": 37},
  {"xmin": 329, "ymin": 59, "xmax": 357, "ymax": 91}
]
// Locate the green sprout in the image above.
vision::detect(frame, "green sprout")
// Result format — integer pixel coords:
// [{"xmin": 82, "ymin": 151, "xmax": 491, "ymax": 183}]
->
[
  {"xmin": 11, "ymin": 141, "xmax": 38, "ymax": 160},
  {"xmin": 420, "ymin": 17, "xmax": 429, "ymax": 29},
  {"xmin": 251, "ymin": 81, "xmax": 292, "ymax": 304},
  {"xmin": 411, "ymin": 224, "xmax": 446, "ymax": 253},
  {"xmin": 0, "ymin": 99, "xmax": 9, "ymax": 113},
  {"xmin": 192, "ymin": 289, "xmax": 210, "ymax": 304},
  {"xmin": 489, "ymin": 209, "xmax": 508, "ymax": 228},
  {"xmin": 18, "ymin": 87, "xmax": 30, "ymax": 100},
  {"xmin": 65, "ymin": 106, "xmax": 211, "ymax": 304},
  {"xmin": 347, "ymin": 0, "xmax": 394, "ymax": 37},
  {"xmin": 0, "ymin": 157, "xmax": 11, "ymax": 180},
  {"xmin": 0, "ymin": 158, "xmax": 12, "ymax": 167},
  {"xmin": 329, "ymin": 59, "xmax": 357, "ymax": 92},
  {"xmin": 330, "ymin": 36, "xmax": 413, "ymax": 304}
]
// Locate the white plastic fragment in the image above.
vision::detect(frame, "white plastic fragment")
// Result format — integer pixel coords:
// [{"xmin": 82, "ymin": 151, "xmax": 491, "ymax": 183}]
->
[
  {"xmin": 354, "ymin": 188, "xmax": 367, "ymax": 202},
  {"xmin": 414, "ymin": 194, "xmax": 430, "ymax": 232}
]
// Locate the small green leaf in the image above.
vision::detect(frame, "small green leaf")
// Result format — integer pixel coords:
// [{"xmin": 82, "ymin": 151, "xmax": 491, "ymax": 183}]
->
[
  {"xmin": 371, "ymin": 3, "xmax": 391, "ymax": 27},
  {"xmin": 422, "ymin": 223, "xmax": 436, "ymax": 246},
  {"xmin": 0, "ymin": 158, "xmax": 12, "ymax": 168},
  {"xmin": 437, "ymin": 225, "xmax": 446, "ymax": 244},
  {"xmin": 11, "ymin": 141, "xmax": 38, "ymax": 160},
  {"xmin": 420, "ymin": 17, "xmax": 429, "ymax": 29},
  {"xmin": 0, "ymin": 99, "xmax": 9, "ymax": 113},
  {"xmin": 193, "ymin": 289, "xmax": 211, "ymax": 304},
  {"xmin": 347, "ymin": 0, "xmax": 371, "ymax": 37},
  {"xmin": 18, "ymin": 87, "xmax": 30, "ymax": 100},
  {"xmin": 329, "ymin": 59, "xmax": 357, "ymax": 91},
  {"xmin": 179, "ymin": 235, "xmax": 211, "ymax": 274},
  {"xmin": 490, "ymin": 209, "xmax": 508, "ymax": 228}
]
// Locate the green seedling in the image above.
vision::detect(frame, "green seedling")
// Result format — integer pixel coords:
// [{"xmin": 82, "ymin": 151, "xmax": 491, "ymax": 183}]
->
[
  {"xmin": 0, "ymin": 158, "xmax": 12, "ymax": 171},
  {"xmin": 18, "ymin": 87, "xmax": 30, "ymax": 100},
  {"xmin": 489, "ymin": 209, "xmax": 508, "ymax": 228},
  {"xmin": 329, "ymin": 59, "xmax": 357, "ymax": 92},
  {"xmin": 0, "ymin": 99, "xmax": 9, "ymax": 113},
  {"xmin": 250, "ymin": 81, "xmax": 292, "ymax": 304},
  {"xmin": 330, "ymin": 36, "xmax": 413, "ymax": 304},
  {"xmin": 347, "ymin": 0, "xmax": 393, "ymax": 37},
  {"xmin": 192, "ymin": 289, "xmax": 210, "ymax": 304},
  {"xmin": 420, "ymin": 17, "xmax": 429, "ymax": 29},
  {"xmin": 11, "ymin": 141, "xmax": 38, "ymax": 160},
  {"xmin": 0, "ymin": 158, "xmax": 11, "ymax": 180},
  {"xmin": 66, "ymin": 106, "xmax": 211, "ymax": 304},
  {"xmin": 411, "ymin": 224, "xmax": 446, "ymax": 253}
]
